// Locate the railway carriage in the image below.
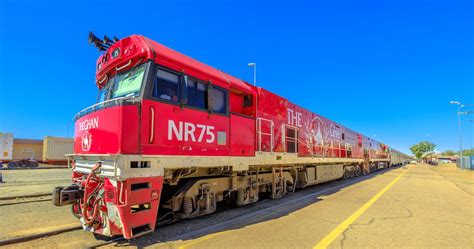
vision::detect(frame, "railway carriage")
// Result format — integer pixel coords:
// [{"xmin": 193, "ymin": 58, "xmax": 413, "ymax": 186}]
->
[{"xmin": 53, "ymin": 33, "xmax": 410, "ymax": 239}]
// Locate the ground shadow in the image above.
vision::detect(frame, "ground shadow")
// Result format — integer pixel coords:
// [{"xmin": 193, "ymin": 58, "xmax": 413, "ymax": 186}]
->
[{"xmin": 104, "ymin": 166, "xmax": 404, "ymax": 248}]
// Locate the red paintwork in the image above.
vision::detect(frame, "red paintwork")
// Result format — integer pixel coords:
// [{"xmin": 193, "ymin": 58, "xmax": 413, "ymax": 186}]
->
[
  {"xmin": 83, "ymin": 176, "xmax": 163, "ymax": 239},
  {"xmin": 140, "ymin": 99, "xmax": 231, "ymax": 156},
  {"xmin": 82, "ymin": 34, "xmax": 388, "ymax": 160},
  {"xmin": 255, "ymin": 88, "xmax": 388, "ymax": 159},
  {"xmin": 114, "ymin": 176, "xmax": 163, "ymax": 239},
  {"xmin": 74, "ymin": 105, "xmax": 139, "ymax": 154},
  {"xmin": 229, "ymin": 114, "xmax": 255, "ymax": 156},
  {"xmin": 72, "ymin": 34, "xmax": 390, "ymax": 239},
  {"xmin": 95, "ymin": 36, "xmax": 153, "ymax": 88}
]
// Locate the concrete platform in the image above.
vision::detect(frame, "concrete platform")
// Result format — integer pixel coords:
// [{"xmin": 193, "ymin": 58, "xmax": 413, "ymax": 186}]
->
[{"xmin": 169, "ymin": 164, "xmax": 474, "ymax": 249}]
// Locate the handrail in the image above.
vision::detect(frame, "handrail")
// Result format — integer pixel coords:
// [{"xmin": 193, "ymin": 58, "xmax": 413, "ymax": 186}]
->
[
  {"xmin": 149, "ymin": 106, "xmax": 155, "ymax": 143},
  {"xmin": 98, "ymin": 74, "xmax": 108, "ymax": 85},
  {"xmin": 256, "ymin": 117, "xmax": 274, "ymax": 152},
  {"xmin": 302, "ymin": 138, "xmax": 354, "ymax": 158},
  {"xmin": 115, "ymin": 59, "xmax": 132, "ymax": 71},
  {"xmin": 74, "ymin": 95, "xmax": 138, "ymax": 120}
]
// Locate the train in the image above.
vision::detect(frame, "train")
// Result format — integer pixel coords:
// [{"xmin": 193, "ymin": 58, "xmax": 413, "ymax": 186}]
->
[{"xmin": 53, "ymin": 33, "xmax": 412, "ymax": 239}]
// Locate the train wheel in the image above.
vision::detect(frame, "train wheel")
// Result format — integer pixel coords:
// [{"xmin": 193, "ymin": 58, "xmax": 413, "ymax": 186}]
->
[
  {"xmin": 343, "ymin": 170, "xmax": 350, "ymax": 180},
  {"xmin": 28, "ymin": 161, "xmax": 39, "ymax": 168},
  {"xmin": 355, "ymin": 166, "xmax": 361, "ymax": 176},
  {"xmin": 286, "ymin": 184, "xmax": 294, "ymax": 193}
]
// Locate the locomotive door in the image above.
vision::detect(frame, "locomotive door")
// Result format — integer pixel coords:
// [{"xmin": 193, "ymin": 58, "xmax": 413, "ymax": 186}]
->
[
  {"xmin": 141, "ymin": 68, "xmax": 230, "ymax": 156},
  {"xmin": 229, "ymin": 92, "xmax": 256, "ymax": 156}
]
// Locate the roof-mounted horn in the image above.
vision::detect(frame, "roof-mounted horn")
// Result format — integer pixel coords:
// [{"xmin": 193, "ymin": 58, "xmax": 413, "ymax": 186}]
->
[
  {"xmin": 88, "ymin": 32, "xmax": 120, "ymax": 52},
  {"xmin": 103, "ymin": 35, "xmax": 114, "ymax": 46}
]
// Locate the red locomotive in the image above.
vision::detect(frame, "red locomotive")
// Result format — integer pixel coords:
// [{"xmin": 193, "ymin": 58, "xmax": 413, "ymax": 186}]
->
[{"xmin": 53, "ymin": 33, "xmax": 411, "ymax": 239}]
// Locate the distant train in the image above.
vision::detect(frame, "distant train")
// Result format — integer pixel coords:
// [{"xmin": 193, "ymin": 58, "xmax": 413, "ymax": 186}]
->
[{"xmin": 53, "ymin": 33, "xmax": 412, "ymax": 239}]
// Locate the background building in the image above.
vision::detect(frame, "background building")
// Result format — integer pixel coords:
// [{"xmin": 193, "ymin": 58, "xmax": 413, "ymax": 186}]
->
[
  {"xmin": 1, "ymin": 134, "xmax": 74, "ymax": 163},
  {"xmin": 43, "ymin": 136, "xmax": 74, "ymax": 164},
  {"xmin": 12, "ymin": 138, "xmax": 43, "ymax": 161}
]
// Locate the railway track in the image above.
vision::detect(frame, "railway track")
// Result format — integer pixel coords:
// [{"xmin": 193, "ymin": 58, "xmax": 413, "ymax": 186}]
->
[
  {"xmin": 1, "ymin": 179, "xmax": 70, "ymax": 187},
  {"xmin": 0, "ymin": 166, "xmax": 68, "ymax": 171},
  {"xmin": 0, "ymin": 167, "xmax": 399, "ymax": 248},
  {"xmin": 0, "ymin": 194, "xmax": 52, "ymax": 207},
  {"xmin": 0, "ymin": 193, "xmax": 52, "ymax": 201},
  {"xmin": 0, "ymin": 226, "xmax": 82, "ymax": 247}
]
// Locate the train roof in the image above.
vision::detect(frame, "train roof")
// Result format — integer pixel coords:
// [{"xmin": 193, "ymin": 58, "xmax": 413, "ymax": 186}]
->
[
  {"xmin": 94, "ymin": 34, "xmax": 255, "ymax": 94},
  {"xmin": 143, "ymin": 36, "xmax": 256, "ymax": 94},
  {"xmin": 94, "ymin": 34, "xmax": 403, "ymax": 153}
]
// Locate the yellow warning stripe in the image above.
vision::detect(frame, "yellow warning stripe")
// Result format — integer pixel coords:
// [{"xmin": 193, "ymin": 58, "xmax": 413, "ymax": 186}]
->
[
  {"xmin": 178, "ymin": 231, "xmax": 230, "ymax": 249},
  {"xmin": 313, "ymin": 169, "xmax": 408, "ymax": 249}
]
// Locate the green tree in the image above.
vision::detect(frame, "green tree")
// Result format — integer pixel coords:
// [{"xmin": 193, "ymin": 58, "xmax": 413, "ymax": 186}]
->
[
  {"xmin": 461, "ymin": 148, "xmax": 474, "ymax": 156},
  {"xmin": 410, "ymin": 141, "xmax": 436, "ymax": 158},
  {"xmin": 441, "ymin": 150, "xmax": 456, "ymax": 156}
]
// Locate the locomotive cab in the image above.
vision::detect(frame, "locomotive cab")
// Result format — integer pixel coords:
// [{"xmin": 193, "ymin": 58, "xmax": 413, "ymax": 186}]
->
[{"xmin": 55, "ymin": 34, "xmax": 258, "ymax": 239}]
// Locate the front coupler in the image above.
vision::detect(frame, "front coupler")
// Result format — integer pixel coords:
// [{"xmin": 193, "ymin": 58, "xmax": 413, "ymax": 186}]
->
[{"xmin": 53, "ymin": 185, "xmax": 84, "ymax": 206}]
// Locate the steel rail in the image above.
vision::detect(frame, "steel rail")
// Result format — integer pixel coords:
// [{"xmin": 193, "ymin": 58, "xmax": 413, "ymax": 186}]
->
[
  {"xmin": 0, "ymin": 166, "xmax": 68, "ymax": 170},
  {"xmin": 2, "ymin": 180, "xmax": 70, "ymax": 187},
  {"xmin": 0, "ymin": 193, "xmax": 51, "ymax": 201},
  {"xmin": 0, "ymin": 226, "xmax": 82, "ymax": 247},
  {"xmin": 0, "ymin": 198, "xmax": 52, "ymax": 207}
]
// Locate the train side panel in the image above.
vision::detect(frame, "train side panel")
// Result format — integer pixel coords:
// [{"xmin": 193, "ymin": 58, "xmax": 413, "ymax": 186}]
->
[{"xmin": 255, "ymin": 88, "xmax": 388, "ymax": 161}]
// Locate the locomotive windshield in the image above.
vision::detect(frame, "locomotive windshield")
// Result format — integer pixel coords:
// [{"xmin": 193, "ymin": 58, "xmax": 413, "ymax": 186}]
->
[{"xmin": 97, "ymin": 63, "xmax": 147, "ymax": 102}]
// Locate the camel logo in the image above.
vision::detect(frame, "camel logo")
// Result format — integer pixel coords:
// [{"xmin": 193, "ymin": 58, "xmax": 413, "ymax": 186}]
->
[
  {"xmin": 81, "ymin": 130, "xmax": 92, "ymax": 152},
  {"xmin": 311, "ymin": 117, "xmax": 324, "ymax": 146},
  {"xmin": 304, "ymin": 117, "xmax": 324, "ymax": 147}
]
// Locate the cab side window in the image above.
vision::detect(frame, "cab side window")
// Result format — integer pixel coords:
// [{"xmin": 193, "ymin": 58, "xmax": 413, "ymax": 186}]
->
[
  {"xmin": 153, "ymin": 69, "xmax": 179, "ymax": 103},
  {"xmin": 186, "ymin": 78, "xmax": 208, "ymax": 109},
  {"xmin": 210, "ymin": 87, "xmax": 227, "ymax": 114},
  {"xmin": 243, "ymin": 95, "xmax": 253, "ymax": 107}
]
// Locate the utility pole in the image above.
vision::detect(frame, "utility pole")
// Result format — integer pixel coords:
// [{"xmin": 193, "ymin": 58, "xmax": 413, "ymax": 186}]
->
[{"xmin": 450, "ymin": 101, "xmax": 464, "ymax": 168}]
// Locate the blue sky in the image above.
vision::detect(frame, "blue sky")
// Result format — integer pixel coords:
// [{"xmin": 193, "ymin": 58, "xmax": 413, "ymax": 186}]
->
[{"xmin": 0, "ymin": 0, "xmax": 472, "ymax": 155}]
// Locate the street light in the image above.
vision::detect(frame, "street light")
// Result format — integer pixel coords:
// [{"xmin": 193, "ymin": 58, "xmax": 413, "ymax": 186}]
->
[
  {"xmin": 450, "ymin": 100, "xmax": 464, "ymax": 168},
  {"xmin": 248, "ymin": 62, "xmax": 256, "ymax": 86}
]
